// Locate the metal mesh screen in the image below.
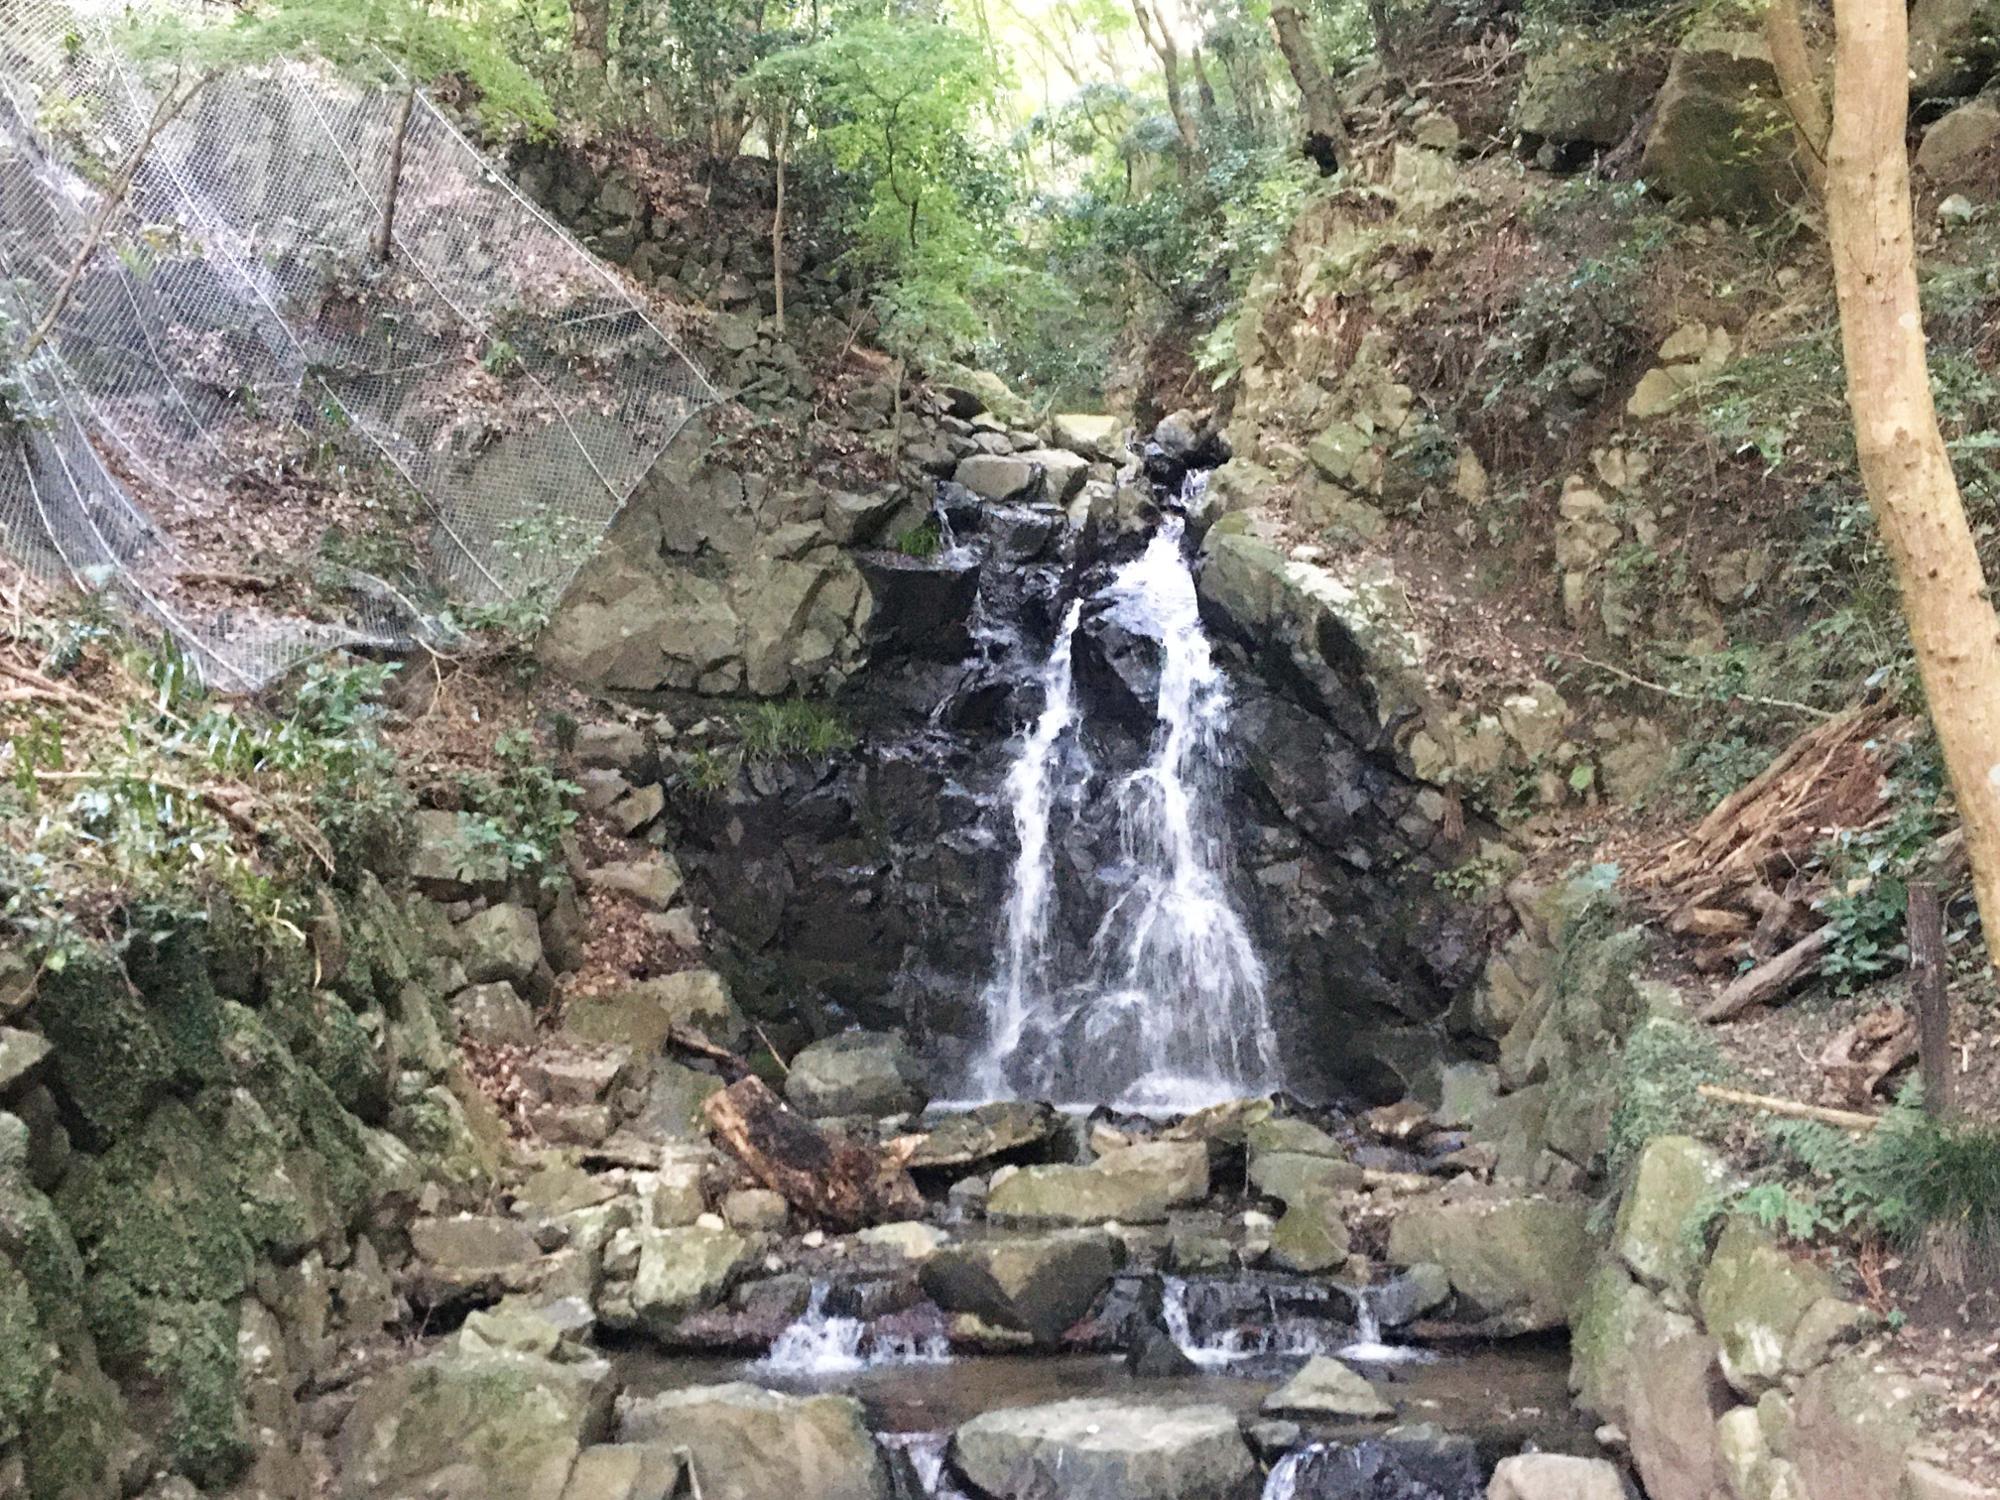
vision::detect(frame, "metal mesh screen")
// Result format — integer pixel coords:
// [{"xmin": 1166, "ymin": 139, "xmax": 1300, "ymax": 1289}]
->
[{"xmin": 0, "ymin": 0, "xmax": 715, "ymax": 689}]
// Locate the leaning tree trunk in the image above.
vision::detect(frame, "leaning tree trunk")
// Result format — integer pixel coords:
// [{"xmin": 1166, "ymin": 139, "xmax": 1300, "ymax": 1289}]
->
[
  {"xmin": 769, "ymin": 109, "xmax": 789, "ymax": 335},
  {"xmin": 570, "ymin": 0, "xmax": 611, "ymax": 94},
  {"xmin": 1270, "ymin": 2, "xmax": 1349, "ymax": 173},
  {"xmin": 1827, "ymin": 0, "xmax": 2000, "ymax": 965},
  {"xmin": 23, "ymin": 70, "xmax": 215, "ymax": 358}
]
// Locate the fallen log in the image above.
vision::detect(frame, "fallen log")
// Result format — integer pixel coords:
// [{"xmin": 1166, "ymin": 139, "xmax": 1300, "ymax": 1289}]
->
[
  {"xmin": 1699, "ymin": 925, "xmax": 1833, "ymax": 1022},
  {"xmin": 701, "ymin": 1075, "xmax": 923, "ymax": 1230}
]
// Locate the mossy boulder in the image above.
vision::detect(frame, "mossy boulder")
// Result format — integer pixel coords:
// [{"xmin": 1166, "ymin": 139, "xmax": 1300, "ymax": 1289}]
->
[
  {"xmin": 615, "ymin": 1383, "xmax": 892, "ymax": 1500},
  {"xmin": 1911, "ymin": 0, "xmax": 2000, "ymax": 98},
  {"xmin": 988, "ymin": 1142, "xmax": 1209, "ymax": 1227},
  {"xmin": 337, "ymin": 1347, "xmax": 615, "ymax": 1500},
  {"xmin": 1385, "ymin": 1193, "xmax": 1593, "ymax": 1330},
  {"xmin": 1567, "ymin": 1263, "xmax": 1655, "ymax": 1424},
  {"xmin": 1636, "ymin": 30, "xmax": 1796, "ymax": 218},
  {"xmin": 1614, "ymin": 1136, "xmax": 1729, "ymax": 1305},
  {"xmin": 30, "ymin": 954, "xmax": 176, "ymax": 1150},
  {"xmin": 1697, "ymin": 1217, "xmax": 1837, "ymax": 1396}
]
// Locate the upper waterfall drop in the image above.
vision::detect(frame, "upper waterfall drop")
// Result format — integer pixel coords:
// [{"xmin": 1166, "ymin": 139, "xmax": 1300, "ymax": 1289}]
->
[{"xmin": 968, "ymin": 499, "xmax": 1280, "ymax": 1111}]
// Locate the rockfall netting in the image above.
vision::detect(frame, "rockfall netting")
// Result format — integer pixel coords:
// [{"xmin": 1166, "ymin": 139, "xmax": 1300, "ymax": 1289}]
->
[{"xmin": 0, "ymin": 1, "xmax": 716, "ymax": 689}]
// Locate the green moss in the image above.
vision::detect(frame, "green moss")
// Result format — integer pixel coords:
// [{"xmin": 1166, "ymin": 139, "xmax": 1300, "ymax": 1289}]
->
[
  {"xmin": 20, "ymin": 1341, "xmax": 128, "ymax": 1500},
  {"xmin": 56, "ymin": 1100, "xmax": 253, "ymax": 1324},
  {"xmin": 146, "ymin": 1299, "xmax": 248, "ymax": 1487},
  {"xmin": 0, "ymin": 1255, "xmax": 46, "ymax": 1446},
  {"xmin": 123, "ymin": 927, "xmax": 227, "ymax": 1088},
  {"xmin": 30, "ymin": 951, "xmax": 173, "ymax": 1148}
]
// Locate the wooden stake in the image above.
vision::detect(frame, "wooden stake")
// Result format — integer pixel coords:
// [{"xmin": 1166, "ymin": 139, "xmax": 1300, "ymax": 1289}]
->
[{"xmin": 1908, "ymin": 880, "xmax": 1954, "ymax": 1117}]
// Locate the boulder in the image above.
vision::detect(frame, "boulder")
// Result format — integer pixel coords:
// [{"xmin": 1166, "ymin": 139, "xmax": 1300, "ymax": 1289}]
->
[
  {"xmin": 0, "ymin": 1027, "xmax": 51, "ymax": 1096},
  {"xmin": 954, "ymin": 454, "xmax": 1044, "ymax": 503},
  {"xmin": 1261, "ymin": 1356, "xmax": 1392, "ymax": 1419},
  {"xmin": 919, "ymin": 1230, "xmax": 1125, "ymax": 1344},
  {"xmin": 1696, "ymin": 1218, "xmax": 1836, "ymax": 1396},
  {"xmin": 1513, "ymin": 38, "xmax": 1661, "ymax": 148},
  {"xmin": 1248, "ymin": 1152, "xmax": 1364, "ymax": 1206},
  {"xmin": 1385, "ymin": 1195, "xmax": 1592, "ymax": 1330},
  {"xmin": 583, "ymin": 858, "xmax": 685, "ymax": 912},
  {"xmin": 1246, "ymin": 1117, "xmax": 1346, "ymax": 1159},
  {"xmin": 408, "ymin": 1215, "xmax": 546, "ymax": 1304},
  {"xmin": 1052, "ymin": 413, "xmax": 1123, "ymax": 462},
  {"xmin": 617, "ymin": 1383, "xmax": 892, "ymax": 1500},
  {"xmin": 1268, "ymin": 1196, "xmax": 1352, "ymax": 1274},
  {"xmin": 1911, "ymin": 0, "xmax": 2000, "ymax": 98},
  {"xmin": 1613, "ymin": 1136, "xmax": 1729, "ymax": 1303},
  {"xmin": 458, "ymin": 904, "xmax": 547, "ymax": 990},
  {"xmin": 909, "ymin": 1101, "xmax": 1062, "ymax": 1171},
  {"xmin": 822, "ymin": 489, "xmax": 906, "ymax": 547},
  {"xmin": 1789, "ymin": 1355, "xmax": 1923, "ymax": 1500},
  {"xmin": 1637, "ymin": 30, "xmax": 1796, "ymax": 217},
  {"xmin": 1567, "ymin": 1264, "xmax": 1655, "ymax": 1424},
  {"xmin": 628, "ymin": 1226, "xmax": 754, "ymax": 1332},
  {"xmin": 336, "ymin": 1348, "xmax": 614, "ymax": 1500},
  {"xmin": 1015, "ymin": 448, "xmax": 1091, "ymax": 505},
  {"xmin": 987, "ymin": 1141, "xmax": 1209, "ymax": 1226},
  {"xmin": 1486, "ymin": 1453, "xmax": 1627, "ymax": 1500},
  {"xmin": 1917, "ymin": 98, "xmax": 2000, "ymax": 186},
  {"xmin": 1372, "ymin": 1264, "xmax": 1453, "ymax": 1328},
  {"xmin": 563, "ymin": 970, "xmax": 746, "ymax": 1054},
  {"xmin": 1624, "ymin": 1302, "xmax": 1729, "ymax": 1500},
  {"xmin": 571, "ymin": 722, "xmax": 650, "ymax": 776},
  {"xmin": 453, "ymin": 982, "xmax": 535, "ymax": 1047},
  {"xmin": 560, "ymin": 1444, "xmax": 686, "ymax": 1500},
  {"xmin": 720, "ymin": 1188, "xmax": 789, "ymax": 1233},
  {"xmin": 783, "ymin": 1031, "xmax": 930, "ymax": 1118},
  {"xmin": 408, "ymin": 809, "xmax": 511, "ymax": 896},
  {"xmin": 949, "ymin": 1398, "xmax": 1257, "ymax": 1500}
]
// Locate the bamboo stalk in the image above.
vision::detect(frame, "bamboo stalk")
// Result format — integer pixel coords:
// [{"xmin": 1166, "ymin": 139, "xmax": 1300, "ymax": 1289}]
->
[{"xmin": 1697, "ymin": 1083, "xmax": 1881, "ymax": 1130}]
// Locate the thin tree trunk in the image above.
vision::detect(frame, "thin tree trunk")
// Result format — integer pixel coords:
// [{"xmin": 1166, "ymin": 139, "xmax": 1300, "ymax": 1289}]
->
[
  {"xmin": 1828, "ymin": 0, "xmax": 2000, "ymax": 969},
  {"xmin": 23, "ymin": 71, "xmax": 214, "ymax": 359},
  {"xmin": 1131, "ymin": 0, "xmax": 1201, "ymax": 171},
  {"xmin": 1766, "ymin": 0, "xmax": 1829, "ymax": 195},
  {"xmin": 374, "ymin": 87, "xmax": 417, "ymax": 266},
  {"xmin": 1270, "ymin": 2, "xmax": 1348, "ymax": 172},
  {"xmin": 1909, "ymin": 882, "xmax": 1954, "ymax": 1115},
  {"xmin": 769, "ymin": 110, "xmax": 788, "ymax": 335}
]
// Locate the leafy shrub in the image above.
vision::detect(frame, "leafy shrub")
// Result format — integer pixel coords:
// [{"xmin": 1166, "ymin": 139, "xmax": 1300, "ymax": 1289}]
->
[
  {"xmin": 450, "ymin": 728, "xmax": 579, "ymax": 890},
  {"xmin": 1606, "ymin": 1016, "xmax": 1732, "ymax": 1187}
]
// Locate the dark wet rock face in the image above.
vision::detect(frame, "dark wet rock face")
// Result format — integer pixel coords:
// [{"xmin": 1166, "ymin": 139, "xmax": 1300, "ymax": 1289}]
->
[{"xmin": 664, "ymin": 460, "xmax": 1485, "ymax": 1102}]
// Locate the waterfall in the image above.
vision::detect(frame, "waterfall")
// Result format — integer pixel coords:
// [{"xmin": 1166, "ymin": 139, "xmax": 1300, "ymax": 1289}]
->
[{"xmin": 969, "ymin": 508, "xmax": 1279, "ymax": 1110}]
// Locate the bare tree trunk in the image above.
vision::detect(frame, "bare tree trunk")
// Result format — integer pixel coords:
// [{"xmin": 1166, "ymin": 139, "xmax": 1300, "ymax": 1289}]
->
[
  {"xmin": 1766, "ymin": 0, "xmax": 1829, "ymax": 195},
  {"xmin": 570, "ymin": 0, "xmax": 611, "ymax": 92},
  {"xmin": 1270, "ymin": 2, "xmax": 1348, "ymax": 173},
  {"xmin": 1130, "ymin": 0, "xmax": 1201, "ymax": 172},
  {"xmin": 1828, "ymin": 0, "xmax": 2000, "ymax": 968},
  {"xmin": 769, "ymin": 110, "xmax": 788, "ymax": 335},
  {"xmin": 374, "ymin": 87, "xmax": 417, "ymax": 266},
  {"xmin": 1190, "ymin": 44, "xmax": 1221, "ymax": 137},
  {"xmin": 23, "ymin": 71, "xmax": 214, "ymax": 359}
]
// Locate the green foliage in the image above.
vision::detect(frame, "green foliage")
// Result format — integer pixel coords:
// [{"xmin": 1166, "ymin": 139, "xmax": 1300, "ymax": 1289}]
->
[
  {"xmin": 893, "ymin": 518, "xmax": 942, "ymax": 558},
  {"xmin": 750, "ymin": 19, "xmax": 1007, "ymax": 362},
  {"xmin": 1606, "ymin": 1016, "xmax": 1731, "ymax": 1188},
  {"xmin": 449, "ymin": 727, "xmax": 579, "ymax": 890},
  {"xmin": 129, "ymin": 0, "xmax": 554, "ymax": 134},
  {"xmin": 1812, "ymin": 738, "xmax": 1945, "ymax": 992},
  {"xmin": 737, "ymin": 697, "xmax": 853, "ymax": 760},
  {"xmin": 1667, "ymin": 734, "xmax": 1771, "ymax": 811}
]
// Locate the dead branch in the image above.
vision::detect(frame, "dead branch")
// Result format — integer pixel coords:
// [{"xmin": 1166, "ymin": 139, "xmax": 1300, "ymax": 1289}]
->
[
  {"xmin": 701, "ymin": 1076, "xmax": 924, "ymax": 1230},
  {"xmin": 1699, "ymin": 926, "xmax": 1833, "ymax": 1021}
]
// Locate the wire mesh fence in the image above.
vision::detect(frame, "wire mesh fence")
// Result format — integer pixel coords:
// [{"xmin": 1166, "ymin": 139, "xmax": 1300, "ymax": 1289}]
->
[{"xmin": 0, "ymin": 0, "xmax": 715, "ymax": 688}]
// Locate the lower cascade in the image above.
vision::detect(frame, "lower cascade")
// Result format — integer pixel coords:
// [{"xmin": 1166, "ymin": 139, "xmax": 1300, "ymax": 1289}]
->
[{"xmin": 970, "ymin": 505, "xmax": 1280, "ymax": 1111}]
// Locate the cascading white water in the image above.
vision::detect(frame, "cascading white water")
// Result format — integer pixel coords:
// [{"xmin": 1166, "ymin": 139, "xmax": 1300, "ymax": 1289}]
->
[
  {"xmin": 972, "ymin": 600, "xmax": 1086, "ymax": 1100},
  {"xmin": 969, "ymin": 507, "xmax": 1279, "ymax": 1109},
  {"xmin": 756, "ymin": 1282, "xmax": 949, "ymax": 1376}
]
